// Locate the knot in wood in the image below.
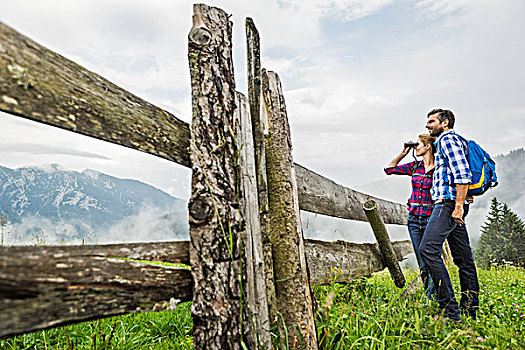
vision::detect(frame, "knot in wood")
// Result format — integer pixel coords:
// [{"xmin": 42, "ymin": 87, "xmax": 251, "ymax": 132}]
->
[
  {"xmin": 363, "ymin": 200, "xmax": 377, "ymax": 212},
  {"xmin": 189, "ymin": 197, "xmax": 213, "ymax": 225},
  {"xmin": 189, "ymin": 27, "xmax": 212, "ymax": 46}
]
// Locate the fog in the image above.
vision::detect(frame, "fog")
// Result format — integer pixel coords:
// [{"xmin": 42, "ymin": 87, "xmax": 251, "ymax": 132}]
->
[{"xmin": 2, "ymin": 204, "xmax": 188, "ymax": 246}]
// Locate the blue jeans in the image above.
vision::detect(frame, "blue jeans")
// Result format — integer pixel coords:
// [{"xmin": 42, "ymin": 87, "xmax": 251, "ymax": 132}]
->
[
  {"xmin": 407, "ymin": 213, "xmax": 435, "ymax": 300},
  {"xmin": 419, "ymin": 203, "xmax": 479, "ymax": 320}
]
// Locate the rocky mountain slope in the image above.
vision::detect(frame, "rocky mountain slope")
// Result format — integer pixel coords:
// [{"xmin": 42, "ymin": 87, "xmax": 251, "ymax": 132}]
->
[{"xmin": 0, "ymin": 164, "xmax": 188, "ymax": 244}]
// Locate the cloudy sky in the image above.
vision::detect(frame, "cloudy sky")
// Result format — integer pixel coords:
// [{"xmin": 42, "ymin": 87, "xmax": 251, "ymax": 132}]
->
[{"xmin": 1, "ymin": 0, "xmax": 524, "ymax": 201}]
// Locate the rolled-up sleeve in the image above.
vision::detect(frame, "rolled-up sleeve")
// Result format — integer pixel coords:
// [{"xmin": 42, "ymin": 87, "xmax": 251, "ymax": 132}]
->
[
  {"xmin": 442, "ymin": 135, "xmax": 472, "ymax": 184},
  {"xmin": 384, "ymin": 161, "xmax": 415, "ymax": 176}
]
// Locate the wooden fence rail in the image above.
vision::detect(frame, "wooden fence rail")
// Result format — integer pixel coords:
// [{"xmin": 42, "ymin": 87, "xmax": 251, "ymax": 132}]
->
[
  {"xmin": 0, "ymin": 241, "xmax": 192, "ymax": 338},
  {"xmin": 0, "ymin": 239, "xmax": 411, "ymax": 338}
]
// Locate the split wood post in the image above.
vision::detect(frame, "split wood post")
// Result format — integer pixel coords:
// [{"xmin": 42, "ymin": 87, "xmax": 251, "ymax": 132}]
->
[
  {"xmin": 262, "ymin": 69, "xmax": 318, "ymax": 349},
  {"xmin": 235, "ymin": 92, "xmax": 272, "ymax": 349},
  {"xmin": 245, "ymin": 17, "xmax": 278, "ymax": 325},
  {"xmin": 187, "ymin": 4, "xmax": 242, "ymax": 349},
  {"xmin": 442, "ymin": 240, "xmax": 453, "ymax": 266},
  {"xmin": 363, "ymin": 199, "xmax": 406, "ymax": 288}
]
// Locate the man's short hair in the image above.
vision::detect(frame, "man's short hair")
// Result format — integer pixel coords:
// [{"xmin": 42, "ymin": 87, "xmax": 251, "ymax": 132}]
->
[{"xmin": 427, "ymin": 108, "xmax": 455, "ymax": 129}]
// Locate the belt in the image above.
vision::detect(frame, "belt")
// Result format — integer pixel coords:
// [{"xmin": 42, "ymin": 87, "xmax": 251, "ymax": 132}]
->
[
  {"xmin": 434, "ymin": 199, "xmax": 455, "ymax": 204},
  {"xmin": 408, "ymin": 203, "xmax": 434, "ymax": 208}
]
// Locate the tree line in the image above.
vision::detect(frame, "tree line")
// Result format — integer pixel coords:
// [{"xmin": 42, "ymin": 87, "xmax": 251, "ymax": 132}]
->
[{"xmin": 475, "ymin": 197, "xmax": 525, "ymax": 268}]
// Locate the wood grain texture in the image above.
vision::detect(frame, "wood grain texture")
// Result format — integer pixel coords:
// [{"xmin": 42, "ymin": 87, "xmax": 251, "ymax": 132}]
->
[
  {"xmin": 0, "ymin": 241, "xmax": 189, "ymax": 264},
  {"xmin": 0, "ymin": 242, "xmax": 192, "ymax": 338},
  {"xmin": 295, "ymin": 164, "xmax": 408, "ymax": 224},
  {"xmin": 262, "ymin": 69, "xmax": 318, "ymax": 349},
  {"xmin": 363, "ymin": 200, "xmax": 406, "ymax": 288},
  {"xmin": 187, "ymin": 5, "xmax": 242, "ymax": 349},
  {"xmin": 0, "ymin": 21, "xmax": 190, "ymax": 167},
  {"xmin": 236, "ymin": 92, "xmax": 271, "ymax": 349},
  {"xmin": 305, "ymin": 239, "xmax": 412, "ymax": 285},
  {"xmin": 246, "ymin": 17, "xmax": 277, "ymax": 327}
]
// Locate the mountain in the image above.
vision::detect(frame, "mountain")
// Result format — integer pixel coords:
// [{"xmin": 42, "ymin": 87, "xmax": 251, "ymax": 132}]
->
[
  {"xmin": 0, "ymin": 164, "xmax": 189, "ymax": 245},
  {"xmin": 355, "ymin": 148, "xmax": 525, "ymax": 243}
]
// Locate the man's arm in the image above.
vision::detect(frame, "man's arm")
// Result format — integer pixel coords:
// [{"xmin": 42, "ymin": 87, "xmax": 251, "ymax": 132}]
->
[{"xmin": 453, "ymin": 184, "xmax": 469, "ymax": 226}]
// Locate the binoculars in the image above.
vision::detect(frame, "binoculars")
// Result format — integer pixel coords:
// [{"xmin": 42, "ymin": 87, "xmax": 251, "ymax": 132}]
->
[{"xmin": 404, "ymin": 141, "xmax": 419, "ymax": 148}]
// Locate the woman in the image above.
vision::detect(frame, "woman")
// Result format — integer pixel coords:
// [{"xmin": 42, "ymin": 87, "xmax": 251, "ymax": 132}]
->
[{"xmin": 384, "ymin": 134, "xmax": 436, "ymax": 299}]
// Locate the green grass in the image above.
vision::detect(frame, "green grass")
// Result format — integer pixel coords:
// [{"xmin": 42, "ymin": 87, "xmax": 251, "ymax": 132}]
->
[
  {"xmin": 2, "ymin": 266, "xmax": 524, "ymax": 349},
  {"xmin": 1, "ymin": 302, "xmax": 193, "ymax": 350},
  {"xmin": 314, "ymin": 265, "xmax": 525, "ymax": 349}
]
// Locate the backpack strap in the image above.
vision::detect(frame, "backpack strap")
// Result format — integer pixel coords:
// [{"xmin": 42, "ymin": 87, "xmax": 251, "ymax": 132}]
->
[
  {"xmin": 435, "ymin": 133, "xmax": 452, "ymax": 198},
  {"xmin": 453, "ymin": 133, "xmax": 469, "ymax": 155},
  {"xmin": 409, "ymin": 160, "xmax": 420, "ymax": 176},
  {"xmin": 436, "ymin": 132, "xmax": 471, "ymax": 200},
  {"xmin": 409, "ymin": 159, "xmax": 433, "ymax": 178},
  {"xmin": 436, "ymin": 131, "xmax": 469, "ymax": 164}
]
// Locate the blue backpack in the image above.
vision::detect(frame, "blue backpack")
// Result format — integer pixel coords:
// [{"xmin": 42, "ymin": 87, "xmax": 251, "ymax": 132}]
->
[{"xmin": 437, "ymin": 133, "xmax": 498, "ymax": 196}]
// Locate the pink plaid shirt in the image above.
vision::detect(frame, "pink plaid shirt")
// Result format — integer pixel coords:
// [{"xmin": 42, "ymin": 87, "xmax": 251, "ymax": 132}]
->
[{"xmin": 384, "ymin": 160, "xmax": 434, "ymax": 216}]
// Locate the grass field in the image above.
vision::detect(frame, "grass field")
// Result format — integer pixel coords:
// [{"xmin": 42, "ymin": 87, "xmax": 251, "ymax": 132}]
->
[
  {"xmin": 2, "ymin": 265, "xmax": 523, "ymax": 349},
  {"xmin": 315, "ymin": 265, "xmax": 525, "ymax": 349}
]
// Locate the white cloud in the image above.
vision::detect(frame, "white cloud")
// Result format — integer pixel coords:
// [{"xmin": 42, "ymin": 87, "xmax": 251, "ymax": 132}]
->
[
  {"xmin": 415, "ymin": 0, "xmax": 463, "ymax": 16},
  {"xmin": 279, "ymin": 0, "xmax": 396, "ymax": 21}
]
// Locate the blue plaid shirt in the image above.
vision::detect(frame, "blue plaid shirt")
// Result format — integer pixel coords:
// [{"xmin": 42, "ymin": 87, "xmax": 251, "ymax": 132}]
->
[{"xmin": 432, "ymin": 130, "xmax": 472, "ymax": 201}]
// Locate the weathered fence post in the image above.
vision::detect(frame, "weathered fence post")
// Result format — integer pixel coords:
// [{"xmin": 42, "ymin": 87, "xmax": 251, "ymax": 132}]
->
[
  {"xmin": 443, "ymin": 240, "xmax": 453, "ymax": 265},
  {"xmin": 246, "ymin": 17, "xmax": 278, "ymax": 325},
  {"xmin": 187, "ymin": 4, "xmax": 242, "ymax": 349},
  {"xmin": 235, "ymin": 91, "xmax": 272, "ymax": 349},
  {"xmin": 363, "ymin": 200, "xmax": 406, "ymax": 288},
  {"xmin": 262, "ymin": 69, "xmax": 318, "ymax": 349}
]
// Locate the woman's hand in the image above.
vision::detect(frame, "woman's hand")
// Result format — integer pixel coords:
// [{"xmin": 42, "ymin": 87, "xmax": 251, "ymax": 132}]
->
[{"xmin": 385, "ymin": 144, "xmax": 412, "ymax": 168}]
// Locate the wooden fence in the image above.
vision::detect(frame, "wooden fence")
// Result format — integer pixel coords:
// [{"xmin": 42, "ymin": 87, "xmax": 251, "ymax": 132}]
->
[{"xmin": 0, "ymin": 4, "xmax": 412, "ymax": 349}]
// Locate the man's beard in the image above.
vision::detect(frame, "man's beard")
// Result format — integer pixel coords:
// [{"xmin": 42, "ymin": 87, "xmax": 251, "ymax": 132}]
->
[{"xmin": 429, "ymin": 125, "xmax": 444, "ymax": 137}]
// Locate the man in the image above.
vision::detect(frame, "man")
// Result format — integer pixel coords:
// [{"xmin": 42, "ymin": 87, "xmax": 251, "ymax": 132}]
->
[{"xmin": 419, "ymin": 109, "xmax": 479, "ymax": 322}]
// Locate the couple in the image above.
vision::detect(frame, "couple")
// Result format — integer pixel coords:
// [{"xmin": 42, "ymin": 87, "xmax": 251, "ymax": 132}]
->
[{"xmin": 385, "ymin": 109, "xmax": 479, "ymax": 322}]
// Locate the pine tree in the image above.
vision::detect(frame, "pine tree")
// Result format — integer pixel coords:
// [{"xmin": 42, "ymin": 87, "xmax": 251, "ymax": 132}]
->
[
  {"xmin": 475, "ymin": 198, "xmax": 501, "ymax": 267},
  {"xmin": 475, "ymin": 198, "xmax": 525, "ymax": 267},
  {"xmin": 501, "ymin": 203, "xmax": 525, "ymax": 266}
]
